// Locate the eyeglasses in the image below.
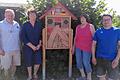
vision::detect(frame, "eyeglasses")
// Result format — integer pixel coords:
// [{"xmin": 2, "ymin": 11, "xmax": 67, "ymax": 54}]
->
[{"xmin": 102, "ymin": 19, "xmax": 111, "ymax": 22}]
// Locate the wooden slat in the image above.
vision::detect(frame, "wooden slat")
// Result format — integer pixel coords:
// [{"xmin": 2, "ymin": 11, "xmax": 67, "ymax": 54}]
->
[
  {"xmin": 42, "ymin": 16, "xmax": 73, "ymax": 79},
  {"xmin": 42, "ymin": 29, "xmax": 46, "ymax": 80},
  {"xmin": 69, "ymin": 29, "xmax": 73, "ymax": 77}
]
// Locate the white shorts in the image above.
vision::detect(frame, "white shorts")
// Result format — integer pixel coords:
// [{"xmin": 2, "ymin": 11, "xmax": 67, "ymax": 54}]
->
[
  {"xmin": 1, "ymin": 51, "xmax": 21, "ymax": 70},
  {"xmin": 0, "ymin": 55, "xmax": 2, "ymax": 69}
]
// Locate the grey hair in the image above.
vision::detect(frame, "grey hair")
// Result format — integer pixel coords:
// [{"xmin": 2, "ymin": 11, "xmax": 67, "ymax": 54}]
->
[{"xmin": 5, "ymin": 9, "xmax": 15, "ymax": 15}]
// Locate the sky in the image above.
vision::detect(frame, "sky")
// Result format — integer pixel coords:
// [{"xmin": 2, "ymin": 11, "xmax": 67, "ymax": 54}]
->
[
  {"xmin": 0, "ymin": 0, "xmax": 120, "ymax": 15},
  {"xmin": 97, "ymin": 0, "xmax": 120, "ymax": 15}
]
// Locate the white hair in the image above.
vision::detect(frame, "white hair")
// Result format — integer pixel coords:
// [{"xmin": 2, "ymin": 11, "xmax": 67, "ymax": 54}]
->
[{"xmin": 5, "ymin": 9, "xmax": 15, "ymax": 15}]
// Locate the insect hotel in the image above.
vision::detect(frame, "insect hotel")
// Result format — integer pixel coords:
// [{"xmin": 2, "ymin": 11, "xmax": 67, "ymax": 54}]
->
[{"xmin": 40, "ymin": 1, "xmax": 77, "ymax": 80}]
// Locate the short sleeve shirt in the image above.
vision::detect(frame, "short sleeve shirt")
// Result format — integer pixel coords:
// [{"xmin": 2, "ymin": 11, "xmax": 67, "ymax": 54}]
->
[
  {"xmin": 0, "ymin": 19, "xmax": 20, "ymax": 53},
  {"xmin": 93, "ymin": 27, "xmax": 120, "ymax": 60}
]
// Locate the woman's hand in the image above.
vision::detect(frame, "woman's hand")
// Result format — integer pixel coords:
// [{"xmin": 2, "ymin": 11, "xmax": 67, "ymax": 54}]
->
[
  {"xmin": 36, "ymin": 44, "xmax": 41, "ymax": 50},
  {"xmin": 72, "ymin": 47, "xmax": 75, "ymax": 55},
  {"xmin": 92, "ymin": 57, "xmax": 97, "ymax": 65},
  {"xmin": 27, "ymin": 43, "xmax": 37, "ymax": 51},
  {"xmin": 31, "ymin": 45, "xmax": 37, "ymax": 51}
]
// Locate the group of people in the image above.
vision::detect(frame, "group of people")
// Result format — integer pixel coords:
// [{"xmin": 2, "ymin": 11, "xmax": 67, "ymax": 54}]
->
[
  {"xmin": 0, "ymin": 8, "xmax": 119, "ymax": 80},
  {"xmin": 73, "ymin": 14, "xmax": 120, "ymax": 80},
  {"xmin": 0, "ymin": 8, "xmax": 42, "ymax": 80}
]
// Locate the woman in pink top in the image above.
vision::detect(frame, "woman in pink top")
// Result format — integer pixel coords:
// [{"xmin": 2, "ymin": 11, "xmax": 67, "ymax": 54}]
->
[{"xmin": 73, "ymin": 14, "xmax": 95, "ymax": 80}]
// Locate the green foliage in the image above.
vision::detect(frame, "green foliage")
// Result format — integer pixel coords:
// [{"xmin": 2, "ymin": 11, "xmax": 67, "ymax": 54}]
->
[
  {"xmin": 58, "ymin": 0, "xmax": 115, "ymax": 28},
  {"xmin": 113, "ymin": 15, "xmax": 120, "ymax": 27},
  {"xmin": 16, "ymin": 6, "xmax": 27, "ymax": 24},
  {"xmin": 20, "ymin": 0, "xmax": 117, "ymax": 28}
]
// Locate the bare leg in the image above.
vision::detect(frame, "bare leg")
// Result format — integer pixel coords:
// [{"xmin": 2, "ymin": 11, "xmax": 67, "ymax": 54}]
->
[
  {"xmin": 10, "ymin": 65, "xmax": 16, "ymax": 80},
  {"xmin": 4, "ymin": 69, "xmax": 10, "ymax": 80},
  {"xmin": 33, "ymin": 64, "xmax": 40, "ymax": 78},
  {"xmin": 99, "ymin": 77, "xmax": 106, "ymax": 80},
  {"xmin": 27, "ymin": 67, "xmax": 32, "ymax": 79},
  {"xmin": 79, "ymin": 69, "xmax": 86, "ymax": 77},
  {"xmin": 10, "ymin": 65, "xmax": 16, "ymax": 77},
  {"xmin": 99, "ymin": 75, "xmax": 106, "ymax": 80},
  {"xmin": 87, "ymin": 72, "xmax": 92, "ymax": 80},
  {"xmin": 10, "ymin": 55, "xmax": 17, "ymax": 80}
]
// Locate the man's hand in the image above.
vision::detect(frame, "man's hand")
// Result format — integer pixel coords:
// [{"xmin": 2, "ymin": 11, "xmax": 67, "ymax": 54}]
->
[
  {"xmin": 112, "ymin": 58, "xmax": 119, "ymax": 69},
  {"xmin": 92, "ymin": 41, "xmax": 97, "ymax": 65},
  {"xmin": 0, "ymin": 49, "xmax": 5, "ymax": 56}
]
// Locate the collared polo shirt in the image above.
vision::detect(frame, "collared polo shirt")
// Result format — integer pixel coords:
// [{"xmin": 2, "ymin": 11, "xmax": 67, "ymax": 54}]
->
[{"xmin": 0, "ymin": 19, "xmax": 20, "ymax": 53}]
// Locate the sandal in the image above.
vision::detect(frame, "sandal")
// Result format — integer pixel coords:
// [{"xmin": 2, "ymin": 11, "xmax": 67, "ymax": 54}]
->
[
  {"xmin": 27, "ymin": 77, "xmax": 32, "ymax": 80},
  {"xmin": 76, "ymin": 76, "xmax": 86, "ymax": 80},
  {"xmin": 33, "ymin": 75, "xmax": 39, "ymax": 80}
]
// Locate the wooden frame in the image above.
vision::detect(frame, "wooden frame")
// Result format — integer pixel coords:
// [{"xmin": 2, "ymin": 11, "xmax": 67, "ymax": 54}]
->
[
  {"xmin": 45, "ymin": 15, "xmax": 71, "ymax": 49},
  {"xmin": 42, "ymin": 15, "xmax": 73, "ymax": 80}
]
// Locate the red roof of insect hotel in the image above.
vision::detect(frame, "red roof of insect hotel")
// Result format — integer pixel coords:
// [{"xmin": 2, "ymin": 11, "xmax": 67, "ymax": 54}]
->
[{"xmin": 39, "ymin": 1, "xmax": 77, "ymax": 20}]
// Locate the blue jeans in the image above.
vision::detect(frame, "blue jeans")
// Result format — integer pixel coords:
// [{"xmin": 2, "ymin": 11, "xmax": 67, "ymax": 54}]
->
[{"xmin": 75, "ymin": 48, "xmax": 92, "ymax": 73}]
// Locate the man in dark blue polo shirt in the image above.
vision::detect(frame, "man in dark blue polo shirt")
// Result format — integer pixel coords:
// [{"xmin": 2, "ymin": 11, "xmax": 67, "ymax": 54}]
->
[{"xmin": 92, "ymin": 14, "xmax": 120, "ymax": 80}]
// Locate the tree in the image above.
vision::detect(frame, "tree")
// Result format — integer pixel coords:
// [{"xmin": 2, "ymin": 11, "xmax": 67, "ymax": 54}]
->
[
  {"xmin": 18, "ymin": 1, "xmax": 120, "ymax": 78},
  {"xmin": 20, "ymin": 0, "xmax": 116, "ymax": 28},
  {"xmin": 113, "ymin": 15, "xmax": 120, "ymax": 27}
]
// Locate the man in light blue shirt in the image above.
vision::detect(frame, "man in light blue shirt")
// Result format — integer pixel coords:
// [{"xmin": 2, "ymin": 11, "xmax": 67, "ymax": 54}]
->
[{"xmin": 0, "ymin": 9, "xmax": 21, "ymax": 80}]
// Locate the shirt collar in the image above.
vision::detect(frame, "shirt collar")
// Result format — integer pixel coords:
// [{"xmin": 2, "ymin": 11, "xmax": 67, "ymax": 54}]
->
[
  {"xmin": 3, "ymin": 18, "xmax": 14, "ymax": 25},
  {"xmin": 103, "ymin": 26, "xmax": 113, "ymax": 30}
]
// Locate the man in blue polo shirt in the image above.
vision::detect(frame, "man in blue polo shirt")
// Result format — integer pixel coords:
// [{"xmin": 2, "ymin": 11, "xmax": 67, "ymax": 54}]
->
[{"xmin": 92, "ymin": 14, "xmax": 120, "ymax": 80}]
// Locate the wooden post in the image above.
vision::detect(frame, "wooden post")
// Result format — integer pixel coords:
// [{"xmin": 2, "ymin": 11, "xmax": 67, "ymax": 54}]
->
[
  {"xmin": 42, "ymin": 48, "xmax": 46, "ymax": 80},
  {"xmin": 69, "ymin": 29, "xmax": 73, "ymax": 77},
  {"xmin": 42, "ymin": 16, "xmax": 73, "ymax": 79},
  {"xmin": 42, "ymin": 29, "xmax": 46, "ymax": 80},
  {"xmin": 69, "ymin": 48, "xmax": 72, "ymax": 77}
]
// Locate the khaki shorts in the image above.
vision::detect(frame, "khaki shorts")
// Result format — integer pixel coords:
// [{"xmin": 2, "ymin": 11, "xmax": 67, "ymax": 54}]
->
[
  {"xmin": 1, "ymin": 51, "xmax": 21, "ymax": 70},
  {"xmin": 0, "ymin": 55, "xmax": 2, "ymax": 69}
]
